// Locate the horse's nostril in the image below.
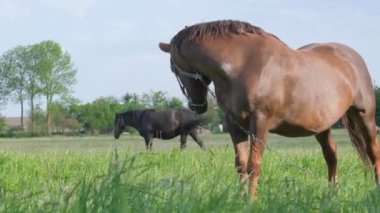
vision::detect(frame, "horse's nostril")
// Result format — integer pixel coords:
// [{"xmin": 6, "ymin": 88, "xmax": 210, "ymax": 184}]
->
[
  {"xmin": 197, "ymin": 106, "xmax": 207, "ymax": 114},
  {"xmin": 189, "ymin": 105, "xmax": 207, "ymax": 114}
]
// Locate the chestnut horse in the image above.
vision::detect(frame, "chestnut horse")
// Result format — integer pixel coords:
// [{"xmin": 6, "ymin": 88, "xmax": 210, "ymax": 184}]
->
[{"xmin": 159, "ymin": 20, "xmax": 380, "ymax": 200}]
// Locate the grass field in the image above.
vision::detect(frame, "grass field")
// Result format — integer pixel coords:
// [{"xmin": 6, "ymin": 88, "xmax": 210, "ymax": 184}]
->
[{"xmin": 0, "ymin": 129, "xmax": 379, "ymax": 212}]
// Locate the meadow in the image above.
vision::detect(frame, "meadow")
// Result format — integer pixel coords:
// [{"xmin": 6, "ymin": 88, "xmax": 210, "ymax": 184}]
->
[{"xmin": 0, "ymin": 129, "xmax": 379, "ymax": 212}]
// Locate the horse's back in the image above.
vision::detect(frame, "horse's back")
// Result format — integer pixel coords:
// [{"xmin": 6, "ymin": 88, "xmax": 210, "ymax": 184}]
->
[
  {"xmin": 146, "ymin": 109, "xmax": 202, "ymax": 133},
  {"xmin": 298, "ymin": 42, "xmax": 371, "ymax": 84},
  {"xmin": 298, "ymin": 42, "xmax": 375, "ymax": 109}
]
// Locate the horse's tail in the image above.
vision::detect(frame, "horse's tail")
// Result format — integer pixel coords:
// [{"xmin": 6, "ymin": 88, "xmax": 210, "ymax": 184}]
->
[{"xmin": 341, "ymin": 113, "xmax": 372, "ymax": 167}]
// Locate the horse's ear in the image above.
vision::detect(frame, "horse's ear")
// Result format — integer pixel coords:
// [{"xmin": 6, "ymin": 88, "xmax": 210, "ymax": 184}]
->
[{"xmin": 159, "ymin": 42, "xmax": 171, "ymax": 53}]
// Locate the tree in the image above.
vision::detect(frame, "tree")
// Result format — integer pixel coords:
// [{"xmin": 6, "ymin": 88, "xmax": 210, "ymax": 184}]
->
[
  {"xmin": 375, "ymin": 86, "xmax": 380, "ymax": 126},
  {"xmin": 79, "ymin": 97, "xmax": 121, "ymax": 134},
  {"xmin": 27, "ymin": 104, "xmax": 46, "ymax": 136},
  {"xmin": 35, "ymin": 40, "xmax": 77, "ymax": 136},
  {"xmin": 140, "ymin": 91, "xmax": 184, "ymax": 109},
  {"xmin": 0, "ymin": 115, "xmax": 6, "ymax": 133},
  {"xmin": 0, "ymin": 44, "xmax": 46, "ymax": 134},
  {"xmin": 0, "ymin": 60, "xmax": 10, "ymax": 106},
  {"xmin": 0, "ymin": 46, "xmax": 30, "ymax": 129},
  {"xmin": 203, "ymin": 95, "xmax": 225, "ymax": 132},
  {"xmin": 150, "ymin": 91, "xmax": 167, "ymax": 109},
  {"xmin": 26, "ymin": 44, "xmax": 44, "ymax": 135},
  {"xmin": 123, "ymin": 93, "xmax": 139, "ymax": 104},
  {"xmin": 49, "ymin": 100, "xmax": 82, "ymax": 134},
  {"xmin": 122, "ymin": 92, "xmax": 147, "ymax": 110},
  {"xmin": 164, "ymin": 97, "xmax": 184, "ymax": 109}
]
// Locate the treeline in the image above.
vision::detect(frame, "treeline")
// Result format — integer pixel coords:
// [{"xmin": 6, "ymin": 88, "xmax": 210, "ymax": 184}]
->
[
  {"xmin": 0, "ymin": 91, "xmax": 224, "ymax": 137},
  {"xmin": 0, "ymin": 40, "xmax": 224, "ymax": 137}
]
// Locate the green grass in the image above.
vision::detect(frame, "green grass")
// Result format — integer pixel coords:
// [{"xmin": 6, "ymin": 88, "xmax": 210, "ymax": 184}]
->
[{"xmin": 0, "ymin": 129, "xmax": 379, "ymax": 212}]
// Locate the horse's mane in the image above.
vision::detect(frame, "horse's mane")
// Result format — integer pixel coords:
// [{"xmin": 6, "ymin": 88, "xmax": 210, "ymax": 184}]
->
[
  {"xmin": 170, "ymin": 20, "xmax": 283, "ymax": 67},
  {"xmin": 120, "ymin": 109, "xmax": 156, "ymax": 120},
  {"xmin": 171, "ymin": 20, "xmax": 266, "ymax": 46}
]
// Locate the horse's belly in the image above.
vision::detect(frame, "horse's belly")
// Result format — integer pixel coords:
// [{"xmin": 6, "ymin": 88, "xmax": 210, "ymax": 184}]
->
[
  {"xmin": 153, "ymin": 130, "xmax": 177, "ymax": 140},
  {"xmin": 272, "ymin": 96, "xmax": 350, "ymax": 137},
  {"xmin": 161, "ymin": 134, "xmax": 177, "ymax": 140},
  {"xmin": 269, "ymin": 123, "xmax": 317, "ymax": 137}
]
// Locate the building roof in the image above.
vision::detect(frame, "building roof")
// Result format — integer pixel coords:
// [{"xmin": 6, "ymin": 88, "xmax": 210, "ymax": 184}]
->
[{"xmin": 4, "ymin": 117, "xmax": 30, "ymax": 127}]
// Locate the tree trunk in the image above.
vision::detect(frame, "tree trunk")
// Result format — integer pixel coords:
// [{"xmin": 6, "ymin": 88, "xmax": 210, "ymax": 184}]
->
[
  {"xmin": 46, "ymin": 95, "xmax": 51, "ymax": 136},
  {"xmin": 30, "ymin": 95, "xmax": 35, "ymax": 136},
  {"xmin": 20, "ymin": 98, "xmax": 24, "ymax": 130}
]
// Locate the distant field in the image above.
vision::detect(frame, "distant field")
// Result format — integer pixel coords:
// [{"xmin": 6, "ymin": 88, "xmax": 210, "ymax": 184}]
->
[
  {"xmin": 0, "ymin": 129, "xmax": 379, "ymax": 212},
  {"xmin": 0, "ymin": 128, "xmax": 353, "ymax": 153}
]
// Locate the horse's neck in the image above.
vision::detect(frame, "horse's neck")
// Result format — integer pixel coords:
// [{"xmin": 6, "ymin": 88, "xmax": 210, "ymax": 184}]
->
[
  {"xmin": 123, "ymin": 114, "xmax": 140, "ymax": 129},
  {"xmin": 203, "ymin": 35, "xmax": 293, "ymax": 109}
]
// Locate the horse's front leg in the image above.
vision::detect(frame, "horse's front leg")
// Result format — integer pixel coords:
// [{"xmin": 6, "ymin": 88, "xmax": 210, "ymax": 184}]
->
[
  {"xmin": 226, "ymin": 118, "xmax": 249, "ymax": 184},
  {"xmin": 144, "ymin": 135, "xmax": 153, "ymax": 151},
  {"xmin": 247, "ymin": 113, "xmax": 269, "ymax": 201},
  {"xmin": 180, "ymin": 134, "xmax": 188, "ymax": 150}
]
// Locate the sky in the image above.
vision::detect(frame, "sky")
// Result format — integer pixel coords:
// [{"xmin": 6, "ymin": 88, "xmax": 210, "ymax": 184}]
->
[{"xmin": 0, "ymin": 0, "xmax": 379, "ymax": 116}]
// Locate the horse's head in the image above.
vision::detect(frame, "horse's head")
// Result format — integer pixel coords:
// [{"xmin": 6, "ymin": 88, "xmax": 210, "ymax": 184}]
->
[
  {"xmin": 159, "ymin": 42, "xmax": 210, "ymax": 114},
  {"xmin": 114, "ymin": 112, "xmax": 126, "ymax": 139}
]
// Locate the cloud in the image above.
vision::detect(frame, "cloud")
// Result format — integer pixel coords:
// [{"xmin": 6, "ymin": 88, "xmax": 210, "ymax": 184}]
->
[
  {"xmin": 39, "ymin": 0, "xmax": 94, "ymax": 18},
  {"xmin": 0, "ymin": 0, "xmax": 31, "ymax": 21}
]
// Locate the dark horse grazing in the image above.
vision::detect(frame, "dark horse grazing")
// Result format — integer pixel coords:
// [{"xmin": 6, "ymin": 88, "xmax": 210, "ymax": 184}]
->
[
  {"xmin": 159, "ymin": 20, "xmax": 380, "ymax": 200},
  {"xmin": 114, "ymin": 109, "xmax": 205, "ymax": 150}
]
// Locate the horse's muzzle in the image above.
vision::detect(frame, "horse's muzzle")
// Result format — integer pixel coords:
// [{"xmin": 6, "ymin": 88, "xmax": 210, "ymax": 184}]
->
[
  {"xmin": 189, "ymin": 102, "xmax": 207, "ymax": 114},
  {"xmin": 114, "ymin": 131, "xmax": 120, "ymax": 139}
]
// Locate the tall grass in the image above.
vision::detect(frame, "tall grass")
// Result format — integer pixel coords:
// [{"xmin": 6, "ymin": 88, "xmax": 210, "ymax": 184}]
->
[{"xmin": 0, "ymin": 130, "xmax": 380, "ymax": 212}]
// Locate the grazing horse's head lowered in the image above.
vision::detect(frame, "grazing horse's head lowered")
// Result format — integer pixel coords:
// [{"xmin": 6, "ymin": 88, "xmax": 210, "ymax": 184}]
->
[
  {"xmin": 159, "ymin": 20, "xmax": 380, "ymax": 200},
  {"xmin": 114, "ymin": 112, "xmax": 125, "ymax": 139},
  {"xmin": 159, "ymin": 43, "xmax": 210, "ymax": 114}
]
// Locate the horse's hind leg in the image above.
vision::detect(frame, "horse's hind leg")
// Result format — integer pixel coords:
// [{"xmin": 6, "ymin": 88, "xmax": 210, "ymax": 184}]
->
[
  {"xmin": 315, "ymin": 129, "xmax": 338, "ymax": 183},
  {"xmin": 189, "ymin": 129, "xmax": 205, "ymax": 149},
  {"xmin": 345, "ymin": 107, "xmax": 380, "ymax": 185}
]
